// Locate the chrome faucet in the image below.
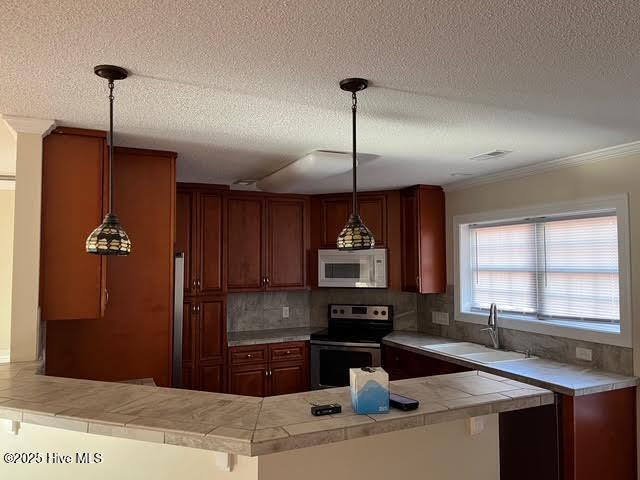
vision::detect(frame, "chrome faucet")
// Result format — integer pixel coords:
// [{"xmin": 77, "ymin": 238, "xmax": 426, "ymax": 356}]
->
[{"xmin": 482, "ymin": 303, "xmax": 500, "ymax": 349}]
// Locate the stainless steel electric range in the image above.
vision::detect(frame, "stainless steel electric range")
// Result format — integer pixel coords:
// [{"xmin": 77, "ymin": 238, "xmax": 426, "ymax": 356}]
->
[{"xmin": 310, "ymin": 304, "xmax": 393, "ymax": 389}]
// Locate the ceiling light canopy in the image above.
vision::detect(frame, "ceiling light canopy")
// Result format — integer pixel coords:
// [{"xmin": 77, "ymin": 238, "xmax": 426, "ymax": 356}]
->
[
  {"xmin": 86, "ymin": 65, "xmax": 132, "ymax": 256},
  {"xmin": 336, "ymin": 78, "xmax": 375, "ymax": 250}
]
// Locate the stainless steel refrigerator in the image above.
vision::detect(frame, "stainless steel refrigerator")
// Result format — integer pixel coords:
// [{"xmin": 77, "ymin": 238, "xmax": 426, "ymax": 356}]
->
[{"xmin": 172, "ymin": 252, "xmax": 185, "ymax": 387}]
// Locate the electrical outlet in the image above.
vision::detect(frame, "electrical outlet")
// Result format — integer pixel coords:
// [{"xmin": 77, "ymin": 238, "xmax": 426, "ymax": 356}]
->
[
  {"xmin": 432, "ymin": 311, "xmax": 449, "ymax": 326},
  {"xmin": 282, "ymin": 306, "xmax": 290, "ymax": 319},
  {"xmin": 576, "ymin": 347, "xmax": 592, "ymax": 362}
]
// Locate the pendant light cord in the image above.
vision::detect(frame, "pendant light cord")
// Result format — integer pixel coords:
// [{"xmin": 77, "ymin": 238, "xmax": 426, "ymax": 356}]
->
[
  {"xmin": 108, "ymin": 79, "xmax": 115, "ymax": 214},
  {"xmin": 351, "ymin": 91, "xmax": 358, "ymax": 217}
]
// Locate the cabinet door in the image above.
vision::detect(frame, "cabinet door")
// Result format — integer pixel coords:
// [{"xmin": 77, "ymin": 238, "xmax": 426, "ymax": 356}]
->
[
  {"xmin": 358, "ymin": 194, "xmax": 387, "ymax": 246},
  {"xmin": 401, "ymin": 191, "xmax": 419, "ymax": 292},
  {"xmin": 229, "ymin": 364, "xmax": 268, "ymax": 397},
  {"xmin": 416, "ymin": 187, "xmax": 446, "ymax": 294},
  {"xmin": 198, "ymin": 193, "xmax": 225, "ymax": 295},
  {"xmin": 197, "ymin": 299, "xmax": 225, "ymax": 363},
  {"xmin": 269, "ymin": 361, "xmax": 308, "ymax": 396},
  {"xmin": 200, "ymin": 364, "xmax": 224, "ymax": 393},
  {"xmin": 227, "ymin": 196, "xmax": 265, "ymax": 291},
  {"xmin": 41, "ymin": 129, "xmax": 107, "ymax": 320},
  {"xmin": 266, "ymin": 198, "xmax": 307, "ymax": 289},
  {"xmin": 319, "ymin": 197, "xmax": 350, "ymax": 248},
  {"xmin": 319, "ymin": 195, "xmax": 386, "ymax": 248},
  {"xmin": 176, "ymin": 190, "xmax": 198, "ymax": 296}
]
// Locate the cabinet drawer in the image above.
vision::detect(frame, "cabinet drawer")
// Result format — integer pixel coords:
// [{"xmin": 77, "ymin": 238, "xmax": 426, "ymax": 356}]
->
[
  {"xmin": 230, "ymin": 345, "xmax": 268, "ymax": 365},
  {"xmin": 269, "ymin": 342, "xmax": 306, "ymax": 363}
]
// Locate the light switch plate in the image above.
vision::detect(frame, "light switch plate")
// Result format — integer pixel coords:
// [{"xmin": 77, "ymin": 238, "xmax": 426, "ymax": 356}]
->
[
  {"xmin": 282, "ymin": 306, "xmax": 290, "ymax": 319},
  {"xmin": 432, "ymin": 311, "xmax": 449, "ymax": 326},
  {"xmin": 576, "ymin": 347, "xmax": 592, "ymax": 361}
]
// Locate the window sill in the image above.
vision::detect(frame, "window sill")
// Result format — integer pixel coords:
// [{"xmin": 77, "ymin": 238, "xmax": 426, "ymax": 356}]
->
[{"xmin": 455, "ymin": 310, "xmax": 629, "ymax": 348}]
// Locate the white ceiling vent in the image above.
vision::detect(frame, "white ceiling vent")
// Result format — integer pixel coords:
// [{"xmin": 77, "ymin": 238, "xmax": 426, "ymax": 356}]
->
[
  {"xmin": 470, "ymin": 150, "xmax": 513, "ymax": 161},
  {"xmin": 256, "ymin": 150, "xmax": 377, "ymax": 193}
]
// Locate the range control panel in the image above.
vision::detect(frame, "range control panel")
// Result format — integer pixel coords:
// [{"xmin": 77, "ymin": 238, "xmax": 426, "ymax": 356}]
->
[{"xmin": 329, "ymin": 304, "xmax": 391, "ymax": 321}]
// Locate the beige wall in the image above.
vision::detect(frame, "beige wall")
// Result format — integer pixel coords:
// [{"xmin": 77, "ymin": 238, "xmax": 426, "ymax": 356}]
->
[
  {"xmin": 9, "ymin": 132, "xmax": 46, "ymax": 362},
  {"xmin": 444, "ymin": 154, "xmax": 640, "ymax": 373},
  {"xmin": 0, "ymin": 120, "xmax": 16, "ymax": 176},
  {"xmin": 445, "ymin": 155, "xmax": 640, "ymax": 470},
  {"xmin": 0, "ymin": 416, "xmax": 498, "ymax": 480},
  {"xmin": 0, "ymin": 189, "xmax": 15, "ymax": 353}
]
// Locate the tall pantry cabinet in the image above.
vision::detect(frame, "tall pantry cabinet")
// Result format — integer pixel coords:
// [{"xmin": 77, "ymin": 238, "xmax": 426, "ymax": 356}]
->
[{"xmin": 175, "ymin": 184, "xmax": 228, "ymax": 392}]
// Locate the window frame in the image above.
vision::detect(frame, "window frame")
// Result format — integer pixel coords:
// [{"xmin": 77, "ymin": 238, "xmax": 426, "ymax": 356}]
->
[{"xmin": 453, "ymin": 194, "xmax": 632, "ymax": 347}]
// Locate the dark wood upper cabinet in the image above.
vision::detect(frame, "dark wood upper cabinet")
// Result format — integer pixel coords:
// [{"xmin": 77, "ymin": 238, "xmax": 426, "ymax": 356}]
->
[
  {"xmin": 317, "ymin": 193, "xmax": 387, "ymax": 248},
  {"xmin": 227, "ymin": 193, "xmax": 308, "ymax": 292},
  {"xmin": 401, "ymin": 185, "xmax": 446, "ymax": 294},
  {"xmin": 199, "ymin": 193, "xmax": 224, "ymax": 295},
  {"xmin": 176, "ymin": 184, "xmax": 227, "ymax": 296},
  {"xmin": 45, "ymin": 145, "xmax": 177, "ymax": 386},
  {"xmin": 227, "ymin": 195, "xmax": 265, "ymax": 291},
  {"xmin": 41, "ymin": 128, "xmax": 108, "ymax": 321},
  {"xmin": 267, "ymin": 198, "xmax": 307, "ymax": 290}
]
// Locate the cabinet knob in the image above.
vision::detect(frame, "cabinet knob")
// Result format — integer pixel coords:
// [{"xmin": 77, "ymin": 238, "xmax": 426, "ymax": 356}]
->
[
  {"xmin": 285, "ymin": 350, "xmax": 291, "ymax": 355},
  {"xmin": 196, "ymin": 279, "xmax": 201, "ymax": 289},
  {"xmin": 246, "ymin": 354, "xmax": 253, "ymax": 358},
  {"xmin": 192, "ymin": 279, "xmax": 197, "ymax": 290},
  {"xmin": 105, "ymin": 288, "xmax": 109, "ymax": 305}
]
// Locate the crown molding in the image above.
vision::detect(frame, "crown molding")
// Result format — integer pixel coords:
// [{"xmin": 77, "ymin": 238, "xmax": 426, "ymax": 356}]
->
[
  {"xmin": 443, "ymin": 141, "xmax": 640, "ymax": 192},
  {"xmin": 1, "ymin": 115, "xmax": 55, "ymax": 138}
]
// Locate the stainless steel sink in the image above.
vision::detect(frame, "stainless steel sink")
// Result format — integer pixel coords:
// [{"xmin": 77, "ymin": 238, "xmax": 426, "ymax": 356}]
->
[{"xmin": 422, "ymin": 342, "xmax": 534, "ymax": 364}]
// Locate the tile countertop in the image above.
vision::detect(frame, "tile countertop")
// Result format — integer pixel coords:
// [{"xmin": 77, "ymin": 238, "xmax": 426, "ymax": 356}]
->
[
  {"xmin": 0, "ymin": 361, "xmax": 551, "ymax": 457},
  {"xmin": 227, "ymin": 327, "xmax": 322, "ymax": 346},
  {"xmin": 383, "ymin": 331, "xmax": 639, "ymax": 397}
]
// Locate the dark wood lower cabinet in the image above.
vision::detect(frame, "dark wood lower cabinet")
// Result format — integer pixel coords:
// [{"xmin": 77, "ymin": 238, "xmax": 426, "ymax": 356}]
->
[
  {"xmin": 182, "ymin": 297, "xmax": 226, "ymax": 392},
  {"xmin": 229, "ymin": 364, "xmax": 268, "ymax": 397},
  {"xmin": 228, "ymin": 342, "xmax": 309, "ymax": 396},
  {"xmin": 499, "ymin": 401, "xmax": 560, "ymax": 480},
  {"xmin": 383, "ymin": 345, "xmax": 471, "ymax": 380},
  {"xmin": 270, "ymin": 361, "xmax": 309, "ymax": 396}
]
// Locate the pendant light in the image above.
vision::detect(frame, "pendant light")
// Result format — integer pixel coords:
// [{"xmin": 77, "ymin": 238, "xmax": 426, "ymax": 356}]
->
[
  {"xmin": 86, "ymin": 65, "xmax": 132, "ymax": 256},
  {"xmin": 336, "ymin": 78, "xmax": 375, "ymax": 250}
]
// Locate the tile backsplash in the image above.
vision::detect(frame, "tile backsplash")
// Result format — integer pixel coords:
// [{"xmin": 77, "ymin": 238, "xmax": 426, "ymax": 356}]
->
[
  {"xmin": 417, "ymin": 286, "xmax": 633, "ymax": 376},
  {"xmin": 227, "ymin": 291, "xmax": 311, "ymax": 332},
  {"xmin": 227, "ymin": 286, "xmax": 632, "ymax": 375}
]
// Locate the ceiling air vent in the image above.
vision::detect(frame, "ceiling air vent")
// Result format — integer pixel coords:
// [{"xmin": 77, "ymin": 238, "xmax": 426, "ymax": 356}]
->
[{"xmin": 470, "ymin": 150, "xmax": 513, "ymax": 161}]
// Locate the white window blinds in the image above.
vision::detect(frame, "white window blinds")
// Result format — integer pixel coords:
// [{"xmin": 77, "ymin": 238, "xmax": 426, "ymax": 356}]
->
[{"xmin": 470, "ymin": 213, "xmax": 619, "ymax": 324}]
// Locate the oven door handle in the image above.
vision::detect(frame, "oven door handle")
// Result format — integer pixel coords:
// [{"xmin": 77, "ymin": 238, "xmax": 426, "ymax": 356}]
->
[{"xmin": 310, "ymin": 340, "xmax": 381, "ymax": 348}]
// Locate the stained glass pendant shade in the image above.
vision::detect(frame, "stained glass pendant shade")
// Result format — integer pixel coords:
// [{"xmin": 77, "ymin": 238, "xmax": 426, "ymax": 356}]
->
[
  {"xmin": 336, "ymin": 78, "xmax": 375, "ymax": 250},
  {"xmin": 86, "ymin": 65, "xmax": 132, "ymax": 256}
]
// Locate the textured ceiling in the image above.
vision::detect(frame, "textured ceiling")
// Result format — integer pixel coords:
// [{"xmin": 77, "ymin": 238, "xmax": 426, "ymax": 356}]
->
[{"xmin": 1, "ymin": 0, "xmax": 640, "ymax": 192}]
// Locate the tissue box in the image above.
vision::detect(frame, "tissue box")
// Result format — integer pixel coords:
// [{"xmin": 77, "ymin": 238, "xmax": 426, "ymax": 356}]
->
[{"xmin": 350, "ymin": 367, "xmax": 389, "ymax": 414}]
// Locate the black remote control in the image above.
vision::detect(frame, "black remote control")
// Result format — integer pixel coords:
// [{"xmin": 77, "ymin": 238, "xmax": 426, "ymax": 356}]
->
[{"xmin": 311, "ymin": 403, "xmax": 342, "ymax": 416}]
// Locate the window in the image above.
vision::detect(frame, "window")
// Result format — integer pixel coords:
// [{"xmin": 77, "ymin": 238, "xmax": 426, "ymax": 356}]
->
[{"xmin": 454, "ymin": 195, "xmax": 631, "ymax": 347}]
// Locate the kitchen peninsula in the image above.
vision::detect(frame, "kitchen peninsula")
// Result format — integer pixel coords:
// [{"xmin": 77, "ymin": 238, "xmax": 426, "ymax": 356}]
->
[{"xmin": 0, "ymin": 361, "xmax": 551, "ymax": 479}]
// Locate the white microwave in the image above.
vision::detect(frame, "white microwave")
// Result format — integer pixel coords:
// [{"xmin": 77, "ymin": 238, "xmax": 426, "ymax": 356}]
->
[{"xmin": 318, "ymin": 248, "xmax": 387, "ymax": 288}]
